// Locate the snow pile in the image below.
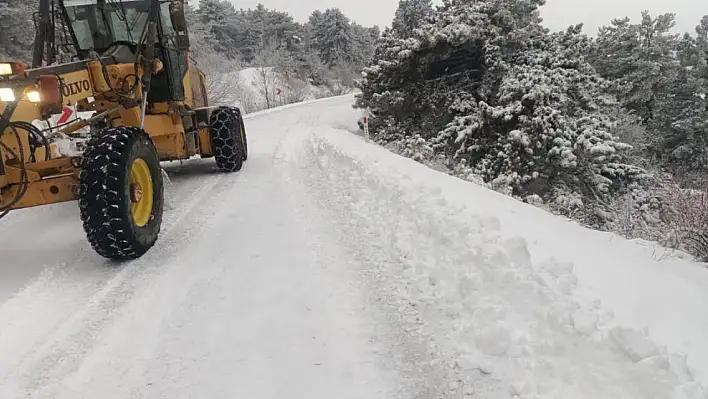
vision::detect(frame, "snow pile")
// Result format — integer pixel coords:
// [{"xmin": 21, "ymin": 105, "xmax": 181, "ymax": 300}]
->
[{"xmin": 303, "ymin": 124, "xmax": 708, "ymax": 398}]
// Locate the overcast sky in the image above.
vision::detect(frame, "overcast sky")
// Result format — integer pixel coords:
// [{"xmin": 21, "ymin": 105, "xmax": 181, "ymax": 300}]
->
[{"xmin": 227, "ymin": 0, "xmax": 708, "ymax": 36}]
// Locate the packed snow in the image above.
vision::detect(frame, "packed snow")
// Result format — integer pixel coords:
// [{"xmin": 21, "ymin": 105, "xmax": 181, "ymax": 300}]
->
[{"xmin": 0, "ymin": 94, "xmax": 707, "ymax": 398}]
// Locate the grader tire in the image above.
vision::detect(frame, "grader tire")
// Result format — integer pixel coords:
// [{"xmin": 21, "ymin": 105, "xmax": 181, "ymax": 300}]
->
[
  {"xmin": 209, "ymin": 107, "xmax": 247, "ymax": 172},
  {"xmin": 78, "ymin": 126, "xmax": 164, "ymax": 260}
]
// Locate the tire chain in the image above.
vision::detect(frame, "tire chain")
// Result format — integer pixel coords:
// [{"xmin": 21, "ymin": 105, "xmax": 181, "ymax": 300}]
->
[
  {"xmin": 209, "ymin": 107, "xmax": 245, "ymax": 172},
  {"xmin": 78, "ymin": 126, "xmax": 159, "ymax": 260}
]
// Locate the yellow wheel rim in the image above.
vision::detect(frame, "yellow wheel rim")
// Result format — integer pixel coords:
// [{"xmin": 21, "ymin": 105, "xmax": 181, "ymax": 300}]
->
[{"xmin": 129, "ymin": 158, "xmax": 154, "ymax": 228}]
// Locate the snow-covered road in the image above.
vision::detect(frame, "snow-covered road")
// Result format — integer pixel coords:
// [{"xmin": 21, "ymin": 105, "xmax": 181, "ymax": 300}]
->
[
  {"xmin": 1, "ymin": 95, "xmax": 707, "ymax": 399},
  {"xmin": 0, "ymin": 96, "xmax": 405, "ymax": 398}
]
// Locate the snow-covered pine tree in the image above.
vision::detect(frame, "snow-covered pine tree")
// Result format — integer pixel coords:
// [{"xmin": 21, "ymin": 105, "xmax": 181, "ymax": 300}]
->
[
  {"xmin": 353, "ymin": 27, "xmax": 420, "ymax": 143},
  {"xmin": 590, "ymin": 12, "xmax": 681, "ymax": 125},
  {"xmin": 194, "ymin": 0, "xmax": 239, "ymax": 56},
  {"xmin": 648, "ymin": 15, "xmax": 708, "ymax": 173},
  {"xmin": 391, "ymin": 0, "xmax": 434, "ymax": 39},
  {"xmin": 310, "ymin": 8, "xmax": 354, "ymax": 67},
  {"xmin": 356, "ymin": 0, "xmax": 644, "ymax": 227},
  {"xmin": 350, "ymin": 23, "xmax": 379, "ymax": 68}
]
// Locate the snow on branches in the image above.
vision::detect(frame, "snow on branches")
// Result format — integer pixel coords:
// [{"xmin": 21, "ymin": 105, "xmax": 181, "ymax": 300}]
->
[{"xmin": 355, "ymin": 0, "xmax": 645, "ymax": 227}]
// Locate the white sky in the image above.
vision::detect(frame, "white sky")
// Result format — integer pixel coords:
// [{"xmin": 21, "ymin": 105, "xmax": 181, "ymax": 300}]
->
[{"xmin": 225, "ymin": 0, "xmax": 708, "ymax": 36}]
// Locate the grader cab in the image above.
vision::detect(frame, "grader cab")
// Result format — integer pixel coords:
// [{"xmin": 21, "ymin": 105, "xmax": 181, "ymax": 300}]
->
[{"xmin": 0, "ymin": 0, "xmax": 248, "ymax": 260}]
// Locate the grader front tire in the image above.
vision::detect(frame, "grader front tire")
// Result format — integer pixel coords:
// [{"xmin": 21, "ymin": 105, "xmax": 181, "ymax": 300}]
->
[
  {"xmin": 78, "ymin": 127, "xmax": 164, "ymax": 260},
  {"xmin": 209, "ymin": 107, "xmax": 247, "ymax": 172}
]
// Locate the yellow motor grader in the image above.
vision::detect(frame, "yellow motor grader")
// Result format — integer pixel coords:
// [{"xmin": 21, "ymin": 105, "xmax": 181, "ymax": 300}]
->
[{"xmin": 0, "ymin": 0, "xmax": 248, "ymax": 260}]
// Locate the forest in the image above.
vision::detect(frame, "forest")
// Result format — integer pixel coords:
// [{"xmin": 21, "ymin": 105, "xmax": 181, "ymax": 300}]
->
[{"xmin": 355, "ymin": 0, "xmax": 708, "ymax": 262}]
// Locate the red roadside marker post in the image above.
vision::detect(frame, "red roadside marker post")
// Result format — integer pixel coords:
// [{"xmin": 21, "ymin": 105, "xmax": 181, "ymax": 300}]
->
[
  {"xmin": 363, "ymin": 115, "xmax": 370, "ymax": 142},
  {"xmin": 276, "ymin": 87, "xmax": 283, "ymax": 106}
]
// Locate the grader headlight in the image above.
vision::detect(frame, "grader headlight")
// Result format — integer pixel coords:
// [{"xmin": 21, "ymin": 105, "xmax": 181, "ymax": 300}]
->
[
  {"xmin": 0, "ymin": 62, "xmax": 27, "ymax": 77},
  {"xmin": 0, "ymin": 87, "xmax": 15, "ymax": 102},
  {"xmin": 0, "ymin": 63, "xmax": 13, "ymax": 76},
  {"xmin": 26, "ymin": 89, "xmax": 41, "ymax": 103}
]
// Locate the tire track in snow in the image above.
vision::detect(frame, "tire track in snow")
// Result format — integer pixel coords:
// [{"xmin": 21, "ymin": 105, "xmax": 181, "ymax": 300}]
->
[
  {"xmin": 262, "ymin": 99, "xmax": 444, "ymax": 396},
  {"xmin": 267, "ymin": 107, "xmax": 466, "ymax": 398},
  {"xmin": 13, "ymin": 104, "xmax": 393, "ymax": 398},
  {"xmin": 0, "ymin": 163, "xmax": 219, "ymax": 311},
  {"xmin": 1, "ymin": 96, "xmax": 396, "ymax": 398},
  {"xmin": 272, "ymin": 125, "xmax": 420, "ymax": 398},
  {"xmin": 0, "ymin": 161, "xmax": 244, "ymax": 397},
  {"xmin": 51, "ymin": 159, "xmax": 278, "ymax": 398},
  {"xmin": 0, "ymin": 103, "xmax": 293, "ymax": 396},
  {"xmin": 292, "ymin": 131, "xmax": 472, "ymax": 399},
  {"xmin": 55, "ymin": 146, "xmax": 392, "ymax": 399}
]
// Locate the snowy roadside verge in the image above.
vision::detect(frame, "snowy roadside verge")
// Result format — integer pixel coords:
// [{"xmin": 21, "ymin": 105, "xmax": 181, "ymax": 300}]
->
[
  {"xmin": 302, "ymin": 124, "xmax": 707, "ymax": 398},
  {"xmin": 242, "ymin": 93, "xmax": 357, "ymax": 120}
]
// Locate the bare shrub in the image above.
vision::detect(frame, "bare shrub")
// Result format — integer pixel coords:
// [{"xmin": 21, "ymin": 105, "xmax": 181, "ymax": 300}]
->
[
  {"xmin": 253, "ymin": 41, "xmax": 290, "ymax": 109},
  {"xmin": 607, "ymin": 177, "xmax": 665, "ymax": 243},
  {"xmin": 253, "ymin": 65, "xmax": 279, "ymax": 109},
  {"xmin": 188, "ymin": 32, "xmax": 244, "ymax": 107},
  {"xmin": 204, "ymin": 69, "xmax": 242, "ymax": 106},
  {"xmin": 612, "ymin": 193, "xmax": 644, "ymax": 239},
  {"xmin": 313, "ymin": 90, "xmax": 332, "ymax": 99},
  {"xmin": 282, "ymin": 78, "xmax": 309, "ymax": 104},
  {"xmin": 660, "ymin": 175, "xmax": 708, "ymax": 262},
  {"xmin": 325, "ymin": 64, "xmax": 357, "ymax": 95},
  {"xmin": 233, "ymin": 82, "xmax": 262, "ymax": 114}
]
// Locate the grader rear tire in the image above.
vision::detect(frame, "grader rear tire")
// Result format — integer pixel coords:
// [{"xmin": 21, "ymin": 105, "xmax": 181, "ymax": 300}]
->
[
  {"xmin": 78, "ymin": 126, "xmax": 164, "ymax": 260},
  {"xmin": 209, "ymin": 107, "xmax": 247, "ymax": 172}
]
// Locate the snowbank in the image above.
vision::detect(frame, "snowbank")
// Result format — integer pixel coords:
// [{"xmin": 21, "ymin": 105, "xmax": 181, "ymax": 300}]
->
[{"xmin": 300, "ymin": 118, "xmax": 708, "ymax": 397}]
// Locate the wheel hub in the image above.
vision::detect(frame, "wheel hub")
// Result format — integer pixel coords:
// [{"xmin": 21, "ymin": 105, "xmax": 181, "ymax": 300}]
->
[
  {"xmin": 129, "ymin": 158, "xmax": 154, "ymax": 227},
  {"xmin": 130, "ymin": 183, "xmax": 143, "ymax": 203}
]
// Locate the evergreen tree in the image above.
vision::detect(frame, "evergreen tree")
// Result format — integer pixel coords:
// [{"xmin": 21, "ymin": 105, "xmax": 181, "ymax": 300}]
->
[
  {"xmin": 587, "ymin": 13, "xmax": 708, "ymax": 174},
  {"xmin": 310, "ymin": 8, "xmax": 354, "ymax": 67},
  {"xmin": 391, "ymin": 0, "xmax": 434, "ymax": 39},
  {"xmin": 350, "ymin": 23, "xmax": 379, "ymax": 67},
  {"xmin": 590, "ymin": 12, "xmax": 681, "ymax": 124},
  {"xmin": 356, "ymin": 0, "xmax": 644, "ymax": 226},
  {"xmin": 649, "ymin": 16, "xmax": 708, "ymax": 172},
  {"xmin": 194, "ymin": 0, "xmax": 238, "ymax": 56}
]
